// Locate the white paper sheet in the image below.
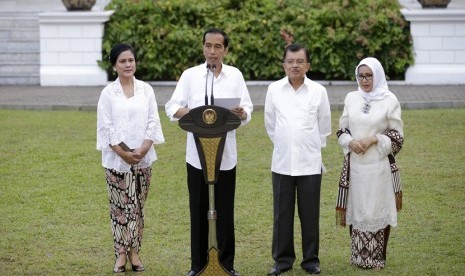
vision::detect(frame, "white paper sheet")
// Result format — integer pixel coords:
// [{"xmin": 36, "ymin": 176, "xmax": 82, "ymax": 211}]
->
[{"xmin": 214, "ymin": 98, "xmax": 241, "ymax": 109}]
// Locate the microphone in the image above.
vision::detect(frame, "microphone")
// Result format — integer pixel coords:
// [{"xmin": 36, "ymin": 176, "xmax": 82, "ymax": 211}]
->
[
  {"xmin": 210, "ymin": 65, "xmax": 216, "ymax": 105},
  {"xmin": 205, "ymin": 64, "xmax": 210, "ymax": 105}
]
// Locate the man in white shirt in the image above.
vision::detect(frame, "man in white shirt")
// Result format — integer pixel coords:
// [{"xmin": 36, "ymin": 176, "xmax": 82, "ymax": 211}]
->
[
  {"xmin": 165, "ymin": 28, "xmax": 253, "ymax": 276},
  {"xmin": 264, "ymin": 44, "xmax": 331, "ymax": 275}
]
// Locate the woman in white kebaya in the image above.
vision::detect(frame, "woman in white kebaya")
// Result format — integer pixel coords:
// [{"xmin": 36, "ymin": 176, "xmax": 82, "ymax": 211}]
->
[
  {"xmin": 96, "ymin": 43, "xmax": 165, "ymax": 273},
  {"xmin": 336, "ymin": 57, "xmax": 404, "ymax": 269}
]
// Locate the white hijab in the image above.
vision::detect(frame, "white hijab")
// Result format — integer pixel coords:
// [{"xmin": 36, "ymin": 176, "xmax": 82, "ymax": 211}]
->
[{"xmin": 356, "ymin": 57, "xmax": 390, "ymax": 101}]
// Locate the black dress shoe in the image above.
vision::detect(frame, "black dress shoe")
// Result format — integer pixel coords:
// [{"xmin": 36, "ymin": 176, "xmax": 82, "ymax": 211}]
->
[
  {"xmin": 268, "ymin": 265, "xmax": 291, "ymax": 276},
  {"xmin": 186, "ymin": 269, "xmax": 237, "ymax": 276},
  {"xmin": 186, "ymin": 270, "xmax": 197, "ymax": 276},
  {"xmin": 303, "ymin": 264, "xmax": 321, "ymax": 274}
]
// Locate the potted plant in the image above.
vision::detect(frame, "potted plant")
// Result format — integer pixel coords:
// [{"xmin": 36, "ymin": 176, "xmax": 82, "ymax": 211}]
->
[
  {"xmin": 417, "ymin": 0, "xmax": 451, "ymax": 8},
  {"xmin": 62, "ymin": 0, "xmax": 97, "ymax": 11}
]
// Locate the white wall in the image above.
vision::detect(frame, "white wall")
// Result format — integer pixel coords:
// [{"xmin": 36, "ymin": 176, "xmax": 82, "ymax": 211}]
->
[
  {"xmin": 39, "ymin": 10, "xmax": 114, "ymax": 86},
  {"xmin": 401, "ymin": 1, "xmax": 465, "ymax": 84}
]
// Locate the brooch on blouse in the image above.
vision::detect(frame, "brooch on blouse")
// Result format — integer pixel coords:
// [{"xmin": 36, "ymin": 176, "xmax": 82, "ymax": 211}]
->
[{"xmin": 362, "ymin": 99, "xmax": 372, "ymax": 114}]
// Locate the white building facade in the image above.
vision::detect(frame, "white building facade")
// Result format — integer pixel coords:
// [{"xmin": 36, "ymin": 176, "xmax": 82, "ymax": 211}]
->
[
  {"xmin": 1, "ymin": 0, "xmax": 464, "ymax": 85},
  {"xmin": 400, "ymin": 0, "xmax": 465, "ymax": 84}
]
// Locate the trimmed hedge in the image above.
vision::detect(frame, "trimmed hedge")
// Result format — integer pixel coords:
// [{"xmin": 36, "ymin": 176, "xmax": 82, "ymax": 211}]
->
[{"xmin": 99, "ymin": 0, "xmax": 413, "ymax": 81}]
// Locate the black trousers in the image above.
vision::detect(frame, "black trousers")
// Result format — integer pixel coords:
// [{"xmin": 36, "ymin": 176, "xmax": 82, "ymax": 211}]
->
[
  {"xmin": 271, "ymin": 172, "xmax": 321, "ymax": 270},
  {"xmin": 187, "ymin": 163, "xmax": 236, "ymax": 273}
]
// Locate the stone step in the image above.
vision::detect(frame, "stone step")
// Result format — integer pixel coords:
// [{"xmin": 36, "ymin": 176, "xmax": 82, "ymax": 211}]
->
[
  {"xmin": 0, "ymin": 51, "xmax": 39, "ymax": 63},
  {"xmin": 0, "ymin": 19, "xmax": 39, "ymax": 29},
  {"xmin": 0, "ymin": 28, "xmax": 39, "ymax": 40},
  {"xmin": 0, "ymin": 62, "xmax": 39, "ymax": 74},
  {"xmin": 0, "ymin": 11, "xmax": 39, "ymax": 18},
  {"xmin": 0, "ymin": 11, "xmax": 40, "ymax": 85},
  {"xmin": 0, "ymin": 39, "xmax": 39, "ymax": 51},
  {"xmin": 0, "ymin": 14, "xmax": 39, "ymax": 29},
  {"xmin": 0, "ymin": 73, "xmax": 39, "ymax": 85},
  {"xmin": 0, "ymin": 1, "xmax": 62, "ymax": 12}
]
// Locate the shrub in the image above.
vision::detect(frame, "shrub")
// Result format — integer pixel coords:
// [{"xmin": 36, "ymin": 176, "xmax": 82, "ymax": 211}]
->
[{"xmin": 99, "ymin": 0, "xmax": 413, "ymax": 81}]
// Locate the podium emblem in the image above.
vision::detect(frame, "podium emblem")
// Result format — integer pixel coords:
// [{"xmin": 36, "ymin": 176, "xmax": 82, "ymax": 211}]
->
[{"xmin": 202, "ymin": 108, "xmax": 217, "ymax": 125}]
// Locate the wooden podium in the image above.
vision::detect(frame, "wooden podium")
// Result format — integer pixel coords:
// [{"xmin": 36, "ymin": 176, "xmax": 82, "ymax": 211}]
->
[{"xmin": 179, "ymin": 105, "xmax": 241, "ymax": 276}]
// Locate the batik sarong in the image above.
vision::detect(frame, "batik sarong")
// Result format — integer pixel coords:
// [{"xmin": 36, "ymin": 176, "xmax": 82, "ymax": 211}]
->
[
  {"xmin": 105, "ymin": 166, "xmax": 152, "ymax": 257},
  {"xmin": 350, "ymin": 228, "xmax": 386, "ymax": 269}
]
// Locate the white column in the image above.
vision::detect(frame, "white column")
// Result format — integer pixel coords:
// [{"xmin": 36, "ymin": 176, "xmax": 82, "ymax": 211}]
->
[
  {"xmin": 38, "ymin": 10, "xmax": 114, "ymax": 86},
  {"xmin": 401, "ymin": 7, "xmax": 465, "ymax": 84}
]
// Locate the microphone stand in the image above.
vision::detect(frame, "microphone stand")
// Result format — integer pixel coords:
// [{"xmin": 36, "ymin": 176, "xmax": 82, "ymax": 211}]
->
[
  {"xmin": 210, "ymin": 65, "xmax": 216, "ymax": 106},
  {"xmin": 205, "ymin": 64, "xmax": 210, "ymax": 106}
]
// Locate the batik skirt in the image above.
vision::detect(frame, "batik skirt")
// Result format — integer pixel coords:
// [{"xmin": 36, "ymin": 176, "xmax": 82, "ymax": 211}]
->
[
  {"xmin": 350, "ymin": 227, "xmax": 386, "ymax": 269},
  {"xmin": 105, "ymin": 166, "xmax": 152, "ymax": 257}
]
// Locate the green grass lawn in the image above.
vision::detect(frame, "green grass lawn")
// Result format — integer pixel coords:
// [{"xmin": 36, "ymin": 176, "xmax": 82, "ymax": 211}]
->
[{"xmin": 0, "ymin": 108, "xmax": 464, "ymax": 275}]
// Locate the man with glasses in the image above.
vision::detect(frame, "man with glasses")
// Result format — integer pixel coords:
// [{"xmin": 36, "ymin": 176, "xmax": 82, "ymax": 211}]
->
[{"xmin": 264, "ymin": 44, "xmax": 331, "ymax": 275}]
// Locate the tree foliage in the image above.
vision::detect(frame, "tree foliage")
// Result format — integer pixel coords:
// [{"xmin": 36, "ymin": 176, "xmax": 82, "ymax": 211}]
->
[{"xmin": 99, "ymin": 0, "xmax": 413, "ymax": 81}]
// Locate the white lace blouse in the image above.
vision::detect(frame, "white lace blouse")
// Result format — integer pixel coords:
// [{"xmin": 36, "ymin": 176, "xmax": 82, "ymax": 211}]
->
[
  {"xmin": 338, "ymin": 91, "xmax": 403, "ymax": 231},
  {"xmin": 96, "ymin": 77, "xmax": 165, "ymax": 172}
]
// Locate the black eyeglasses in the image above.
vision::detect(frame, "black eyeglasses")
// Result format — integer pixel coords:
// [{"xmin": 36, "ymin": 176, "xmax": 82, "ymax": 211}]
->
[
  {"xmin": 356, "ymin": 74, "xmax": 373, "ymax": 81},
  {"xmin": 283, "ymin": 59, "xmax": 308, "ymax": 67}
]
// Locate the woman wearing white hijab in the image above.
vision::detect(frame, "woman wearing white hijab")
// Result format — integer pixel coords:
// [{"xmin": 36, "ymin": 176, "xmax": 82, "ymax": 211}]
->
[{"xmin": 335, "ymin": 57, "xmax": 404, "ymax": 269}]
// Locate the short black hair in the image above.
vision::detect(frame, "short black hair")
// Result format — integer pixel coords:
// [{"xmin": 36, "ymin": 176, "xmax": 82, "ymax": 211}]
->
[
  {"xmin": 203, "ymin": 28, "xmax": 229, "ymax": 48},
  {"xmin": 282, "ymin": 44, "xmax": 310, "ymax": 63},
  {"xmin": 109, "ymin": 43, "xmax": 136, "ymax": 66}
]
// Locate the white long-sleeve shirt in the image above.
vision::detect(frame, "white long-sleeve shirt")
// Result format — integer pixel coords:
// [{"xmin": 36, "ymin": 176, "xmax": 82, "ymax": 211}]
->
[
  {"xmin": 96, "ymin": 77, "xmax": 165, "ymax": 172},
  {"xmin": 264, "ymin": 76, "xmax": 331, "ymax": 176},
  {"xmin": 165, "ymin": 63, "xmax": 253, "ymax": 170}
]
